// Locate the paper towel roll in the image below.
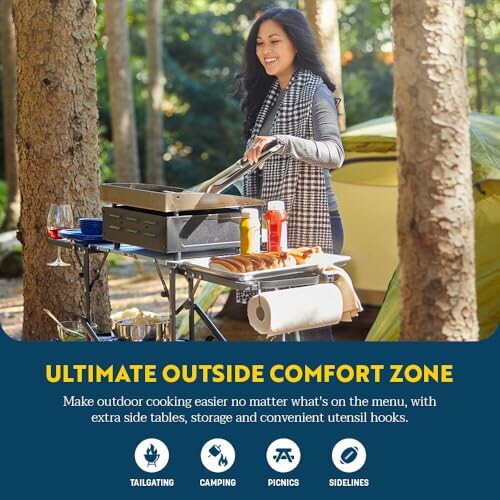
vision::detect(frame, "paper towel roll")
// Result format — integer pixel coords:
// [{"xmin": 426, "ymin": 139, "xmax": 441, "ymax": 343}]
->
[{"xmin": 247, "ymin": 284, "xmax": 343, "ymax": 336}]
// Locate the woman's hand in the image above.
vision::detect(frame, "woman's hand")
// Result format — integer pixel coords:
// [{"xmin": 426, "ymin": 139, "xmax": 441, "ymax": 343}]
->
[{"xmin": 244, "ymin": 135, "xmax": 277, "ymax": 167}]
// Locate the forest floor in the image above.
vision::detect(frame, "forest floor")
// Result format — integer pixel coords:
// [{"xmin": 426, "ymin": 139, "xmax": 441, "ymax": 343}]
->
[{"xmin": 0, "ymin": 259, "xmax": 374, "ymax": 342}]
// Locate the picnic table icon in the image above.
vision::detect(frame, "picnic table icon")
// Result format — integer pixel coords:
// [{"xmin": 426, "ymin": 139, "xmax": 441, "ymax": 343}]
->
[{"xmin": 273, "ymin": 448, "xmax": 294, "ymax": 462}]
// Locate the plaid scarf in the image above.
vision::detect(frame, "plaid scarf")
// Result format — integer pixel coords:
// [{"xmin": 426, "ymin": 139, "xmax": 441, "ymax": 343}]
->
[{"xmin": 243, "ymin": 69, "xmax": 333, "ymax": 253}]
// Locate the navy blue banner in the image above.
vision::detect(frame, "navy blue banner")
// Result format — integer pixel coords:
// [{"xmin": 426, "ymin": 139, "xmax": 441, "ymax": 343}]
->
[{"xmin": 0, "ymin": 333, "xmax": 497, "ymax": 498}]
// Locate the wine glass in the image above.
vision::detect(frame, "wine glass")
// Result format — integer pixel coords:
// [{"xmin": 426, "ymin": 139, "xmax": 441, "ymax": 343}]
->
[{"xmin": 47, "ymin": 203, "xmax": 74, "ymax": 267}]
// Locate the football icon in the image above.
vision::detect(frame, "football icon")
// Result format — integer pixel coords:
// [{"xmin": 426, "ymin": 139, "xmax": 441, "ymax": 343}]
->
[
  {"xmin": 340, "ymin": 446, "xmax": 358, "ymax": 464},
  {"xmin": 332, "ymin": 439, "xmax": 366, "ymax": 473}
]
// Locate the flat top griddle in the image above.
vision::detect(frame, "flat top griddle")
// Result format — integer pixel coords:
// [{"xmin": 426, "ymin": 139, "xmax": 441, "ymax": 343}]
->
[
  {"xmin": 100, "ymin": 183, "xmax": 265, "ymax": 213},
  {"xmin": 100, "ymin": 142, "xmax": 284, "ymax": 214}
]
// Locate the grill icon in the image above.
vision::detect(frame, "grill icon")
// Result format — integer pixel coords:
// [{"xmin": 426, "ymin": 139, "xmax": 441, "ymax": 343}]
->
[
  {"xmin": 134, "ymin": 438, "xmax": 169, "ymax": 473},
  {"xmin": 144, "ymin": 443, "xmax": 160, "ymax": 467}
]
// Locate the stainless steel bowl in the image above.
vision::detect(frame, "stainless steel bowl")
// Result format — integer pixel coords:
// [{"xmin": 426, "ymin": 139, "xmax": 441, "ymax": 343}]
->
[{"xmin": 113, "ymin": 320, "xmax": 169, "ymax": 341}]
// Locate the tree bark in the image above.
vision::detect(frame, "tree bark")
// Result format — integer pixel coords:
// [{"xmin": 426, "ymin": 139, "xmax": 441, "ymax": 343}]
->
[
  {"xmin": 1, "ymin": 0, "xmax": 20, "ymax": 230},
  {"xmin": 145, "ymin": 0, "xmax": 165, "ymax": 185},
  {"xmin": 302, "ymin": 0, "xmax": 346, "ymax": 131},
  {"xmin": 392, "ymin": 0, "xmax": 478, "ymax": 341},
  {"xmin": 103, "ymin": 0, "xmax": 140, "ymax": 182},
  {"xmin": 15, "ymin": 0, "xmax": 111, "ymax": 340}
]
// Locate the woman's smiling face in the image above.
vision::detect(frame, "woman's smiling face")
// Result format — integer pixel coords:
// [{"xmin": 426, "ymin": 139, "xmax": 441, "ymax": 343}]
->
[{"xmin": 256, "ymin": 19, "xmax": 297, "ymax": 89}]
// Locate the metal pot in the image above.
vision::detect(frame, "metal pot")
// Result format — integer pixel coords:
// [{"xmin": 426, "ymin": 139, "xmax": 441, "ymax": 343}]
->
[{"xmin": 113, "ymin": 319, "xmax": 169, "ymax": 342}]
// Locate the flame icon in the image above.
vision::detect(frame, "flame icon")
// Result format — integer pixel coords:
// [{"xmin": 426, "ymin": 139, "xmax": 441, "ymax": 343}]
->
[
  {"xmin": 202, "ymin": 439, "xmax": 234, "ymax": 473},
  {"xmin": 144, "ymin": 443, "xmax": 160, "ymax": 466}
]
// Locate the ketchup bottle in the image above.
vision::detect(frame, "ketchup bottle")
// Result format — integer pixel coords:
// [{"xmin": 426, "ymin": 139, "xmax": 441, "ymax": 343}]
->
[{"xmin": 264, "ymin": 200, "xmax": 288, "ymax": 252}]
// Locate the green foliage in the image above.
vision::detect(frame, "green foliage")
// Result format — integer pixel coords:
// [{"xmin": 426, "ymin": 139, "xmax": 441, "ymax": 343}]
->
[
  {"xmin": 1, "ymin": 0, "xmax": 497, "ymax": 188},
  {"xmin": 339, "ymin": 0, "xmax": 392, "ymax": 52},
  {"xmin": 159, "ymin": 0, "xmax": 266, "ymax": 187},
  {"xmin": 465, "ymin": 0, "xmax": 500, "ymax": 115},
  {"xmin": 338, "ymin": 0, "xmax": 499, "ymax": 125},
  {"xmin": 98, "ymin": 130, "xmax": 116, "ymax": 183},
  {"xmin": 95, "ymin": 2, "xmax": 114, "ymax": 183},
  {"xmin": 338, "ymin": 0, "xmax": 393, "ymax": 127},
  {"xmin": 106, "ymin": 251, "xmax": 132, "ymax": 268},
  {"xmin": 0, "ymin": 94, "xmax": 3, "ymax": 180},
  {"xmin": 94, "ymin": 0, "xmax": 298, "ymax": 188},
  {"xmin": 342, "ymin": 53, "xmax": 393, "ymax": 127}
]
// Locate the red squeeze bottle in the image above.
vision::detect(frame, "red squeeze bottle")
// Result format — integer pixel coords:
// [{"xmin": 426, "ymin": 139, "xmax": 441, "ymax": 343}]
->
[{"xmin": 264, "ymin": 200, "xmax": 288, "ymax": 252}]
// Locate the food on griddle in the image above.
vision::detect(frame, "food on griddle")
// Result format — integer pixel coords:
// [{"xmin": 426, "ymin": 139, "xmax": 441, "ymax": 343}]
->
[{"xmin": 208, "ymin": 246, "xmax": 322, "ymax": 273}]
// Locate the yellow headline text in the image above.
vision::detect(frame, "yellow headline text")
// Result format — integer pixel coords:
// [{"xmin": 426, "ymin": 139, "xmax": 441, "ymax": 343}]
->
[{"xmin": 45, "ymin": 363, "xmax": 454, "ymax": 384}]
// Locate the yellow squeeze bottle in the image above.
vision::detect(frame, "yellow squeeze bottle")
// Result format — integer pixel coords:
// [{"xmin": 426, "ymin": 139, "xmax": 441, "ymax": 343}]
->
[{"xmin": 240, "ymin": 208, "xmax": 261, "ymax": 254}]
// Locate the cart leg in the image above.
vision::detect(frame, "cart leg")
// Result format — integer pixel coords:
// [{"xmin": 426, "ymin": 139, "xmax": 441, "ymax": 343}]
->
[
  {"xmin": 168, "ymin": 266, "xmax": 177, "ymax": 341},
  {"xmin": 154, "ymin": 259, "xmax": 170, "ymax": 299},
  {"xmin": 193, "ymin": 304, "xmax": 227, "ymax": 342},
  {"xmin": 83, "ymin": 247, "xmax": 91, "ymax": 321},
  {"xmin": 188, "ymin": 276, "xmax": 195, "ymax": 341}
]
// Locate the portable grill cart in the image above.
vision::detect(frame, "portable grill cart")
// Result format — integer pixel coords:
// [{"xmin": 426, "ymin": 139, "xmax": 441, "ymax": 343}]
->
[
  {"xmin": 50, "ymin": 239, "xmax": 349, "ymax": 341},
  {"xmin": 51, "ymin": 142, "xmax": 350, "ymax": 340},
  {"xmin": 53, "ymin": 143, "xmax": 281, "ymax": 326}
]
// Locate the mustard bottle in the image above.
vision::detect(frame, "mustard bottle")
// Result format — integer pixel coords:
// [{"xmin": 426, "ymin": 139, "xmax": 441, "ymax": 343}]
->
[{"xmin": 240, "ymin": 208, "xmax": 261, "ymax": 254}]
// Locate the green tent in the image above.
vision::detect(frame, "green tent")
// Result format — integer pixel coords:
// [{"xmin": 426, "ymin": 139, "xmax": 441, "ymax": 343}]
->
[{"xmin": 331, "ymin": 113, "xmax": 500, "ymax": 340}]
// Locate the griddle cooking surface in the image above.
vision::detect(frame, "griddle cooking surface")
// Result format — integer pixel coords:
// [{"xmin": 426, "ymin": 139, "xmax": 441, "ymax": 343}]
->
[{"xmin": 100, "ymin": 183, "xmax": 264, "ymax": 213}]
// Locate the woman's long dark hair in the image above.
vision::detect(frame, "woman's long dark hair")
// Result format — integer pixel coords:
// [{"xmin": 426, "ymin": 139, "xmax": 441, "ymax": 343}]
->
[{"xmin": 236, "ymin": 7, "xmax": 336, "ymax": 141}]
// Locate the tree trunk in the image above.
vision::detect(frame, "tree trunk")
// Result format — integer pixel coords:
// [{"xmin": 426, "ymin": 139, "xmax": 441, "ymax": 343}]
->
[
  {"xmin": 15, "ymin": 0, "xmax": 111, "ymax": 340},
  {"xmin": 103, "ymin": 0, "xmax": 140, "ymax": 182},
  {"xmin": 471, "ymin": 3, "xmax": 482, "ymax": 112},
  {"xmin": 301, "ymin": 0, "xmax": 346, "ymax": 131},
  {"xmin": 392, "ymin": 0, "xmax": 478, "ymax": 341},
  {"xmin": 1, "ymin": 0, "xmax": 20, "ymax": 230},
  {"xmin": 145, "ymin": 0, "xmax": 165, "ymax": 185}
]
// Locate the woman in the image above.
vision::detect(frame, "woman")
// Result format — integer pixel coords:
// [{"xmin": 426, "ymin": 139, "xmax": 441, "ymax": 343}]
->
[
  {"xmin": 237, "ymin": 7, "xmax": 345, "ymax": 341},
  {"xmin": 238, "ymin": 6, "xmax": 345, "ymax": 257}
]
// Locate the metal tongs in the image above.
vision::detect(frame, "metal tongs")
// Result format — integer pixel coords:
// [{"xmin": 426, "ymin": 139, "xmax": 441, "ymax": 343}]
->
[
  {"xmin": 192, "ymin": 140, "xmax": 284, "ymax": 194},
  {"xmin": 79, "ymin": 316, "xmax": 101, "ymax": 342}
]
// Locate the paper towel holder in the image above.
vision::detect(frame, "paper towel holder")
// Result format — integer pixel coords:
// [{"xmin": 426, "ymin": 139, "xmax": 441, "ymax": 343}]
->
[
  {"xmin": 256, "ymin": 294, "xmax": 265, "ymax": 320},
  {"xmin": 256, "ymin": 305, "xmax": 265, "ymax": 321}
]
